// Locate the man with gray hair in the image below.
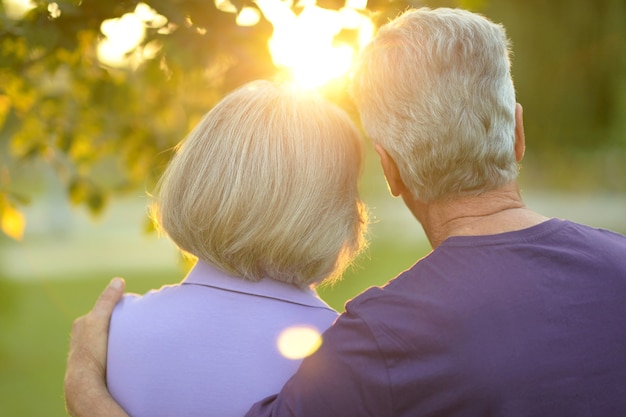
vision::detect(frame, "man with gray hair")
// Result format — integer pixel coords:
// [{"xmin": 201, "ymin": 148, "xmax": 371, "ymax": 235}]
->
[{"xmin": 65, "ymin": 7, "xmax": 626, "ymax": 417}]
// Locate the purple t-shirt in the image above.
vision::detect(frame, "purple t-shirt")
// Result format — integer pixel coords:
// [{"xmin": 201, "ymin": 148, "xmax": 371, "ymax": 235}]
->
[
  {"xmin": 106, "ymin": 261, "xmax": 337, "ymax": 417},
  {"xmin": 247, "ymin": 219, "xmax": 626, "ymax": 417}
]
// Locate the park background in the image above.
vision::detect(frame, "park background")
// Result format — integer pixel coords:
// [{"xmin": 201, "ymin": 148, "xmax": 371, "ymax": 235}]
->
[{"xmin": 1, "ymin": 0, "xmax": 625, "ymax": 415}]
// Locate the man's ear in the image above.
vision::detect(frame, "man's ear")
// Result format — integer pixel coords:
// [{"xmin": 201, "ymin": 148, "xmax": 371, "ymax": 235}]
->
[
  {"xmin": 514, "ymin": 103, "xmax": 526, "ymax": 162},
  {"xmin": 374, "ymin": 144, "xmax": 407, "ymax": 197}
]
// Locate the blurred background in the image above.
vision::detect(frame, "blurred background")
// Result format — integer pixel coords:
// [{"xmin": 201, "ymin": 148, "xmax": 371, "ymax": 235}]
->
[{"xmin": 1, "ymin": 0, "xmax": 625, "ymax": 415}]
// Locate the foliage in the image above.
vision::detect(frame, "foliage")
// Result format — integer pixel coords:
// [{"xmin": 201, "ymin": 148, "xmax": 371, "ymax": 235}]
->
[
  {"xmin": 1, "ymin": 0, "xmax": 625, "ymax": 240},
  {"xmin": 0, "ymin": 0, "xmax": 282, "ymax": 239},
  {"xmin": 484, "ymin": 0, "xmax": 626, "ymax": 191}
]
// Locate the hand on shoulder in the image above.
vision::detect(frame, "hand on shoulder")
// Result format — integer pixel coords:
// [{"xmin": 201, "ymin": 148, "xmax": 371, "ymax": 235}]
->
[{"xmin": 65, "ymin": 278, "xmax": 130, "ymax": 417}]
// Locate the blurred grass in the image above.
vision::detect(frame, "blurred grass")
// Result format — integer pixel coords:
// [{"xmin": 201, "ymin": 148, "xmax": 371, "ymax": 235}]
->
[
  {"xmin": 0, "ymin": 235, "xmax": 431, "ymax": 417},
  {"xmin": 0, "ymin": 270, "xmax": 178, "ymax": 417}
]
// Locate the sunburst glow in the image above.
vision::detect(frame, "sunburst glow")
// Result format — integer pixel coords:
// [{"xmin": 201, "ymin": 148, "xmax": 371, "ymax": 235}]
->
[{"xmin": 257, "ymin": 0, "xmax": 374, "ymax": 89}]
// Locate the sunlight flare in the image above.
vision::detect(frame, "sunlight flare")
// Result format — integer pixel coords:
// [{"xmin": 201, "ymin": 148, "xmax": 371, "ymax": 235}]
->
[
  {"xmin": 277, "ymin": 326, "xmax": 323, "ymax": 360},
  {"xmin": 97, "ymin": 3, "xmax": 166, "ymax": 68},
  {"xmin": 257, "ymin": 0, "xmax": 374, "ymax": 89},
  {"xmin": 2, "ymin": 0, "xmax": 36, "ymax": 20},
  {"xmin": 237, "ymin": 7, "xmax": 262, "ymax": 26}
]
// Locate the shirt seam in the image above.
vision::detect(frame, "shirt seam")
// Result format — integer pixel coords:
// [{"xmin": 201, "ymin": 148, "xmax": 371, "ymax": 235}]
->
[
  {"xmin": 440, "ymin": 218, "xmax": 566, "ymax": 248},
  {"xmin": 180, "ymin": 281, "xmax": 335, "ymax": 311}
]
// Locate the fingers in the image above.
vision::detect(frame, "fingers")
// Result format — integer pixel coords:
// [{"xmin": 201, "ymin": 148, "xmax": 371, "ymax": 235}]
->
[
  {"xmin": 65, "ymin": 278, "xmax": 128, "ymax": 417},
  {"xmin": 90, "ymin": 277, "xmax": 125, "ymax": 324},
  {"xmin": 68, "ymin": 277, "xmax": 125, "ymax": 352}
]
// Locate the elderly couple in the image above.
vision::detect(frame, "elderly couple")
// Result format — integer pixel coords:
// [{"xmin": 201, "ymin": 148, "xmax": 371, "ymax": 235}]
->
[{"xmin": 65, "ymin": 7, "xmax": 626, "ymax": 417}]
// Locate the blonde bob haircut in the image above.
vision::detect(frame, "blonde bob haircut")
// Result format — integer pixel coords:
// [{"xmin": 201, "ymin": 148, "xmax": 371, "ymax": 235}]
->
[
  {"xmin": 351, "ymin": 8, "xmax": 519, "ymax": 202},
  {"xmin": 154, "ymin": 80, "xmax": 367, "ymax": 287}
]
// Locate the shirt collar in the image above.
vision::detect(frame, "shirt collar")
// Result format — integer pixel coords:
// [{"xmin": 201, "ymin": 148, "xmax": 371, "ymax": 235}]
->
[{"xmin": 182, "ymin": 260, "xmax": 335, "ymax": 311}]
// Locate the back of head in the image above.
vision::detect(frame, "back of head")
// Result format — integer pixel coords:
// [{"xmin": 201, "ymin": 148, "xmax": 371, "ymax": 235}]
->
[
  {"xmin": 156, "ymin": 80, "xmax": 367, "ymax": 287},
  {"xmin": 352, "ymin": 8, "xmax": 518, "ymax": 202}
]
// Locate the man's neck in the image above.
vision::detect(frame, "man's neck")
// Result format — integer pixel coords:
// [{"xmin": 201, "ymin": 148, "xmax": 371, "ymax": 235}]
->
[{"xmin": 405, "ymin": 182, "xmax": 550, "ymax": 249}]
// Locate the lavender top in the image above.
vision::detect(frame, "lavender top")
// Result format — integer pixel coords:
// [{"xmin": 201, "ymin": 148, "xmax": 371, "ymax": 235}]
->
[{"xmin": 107, "ymin": 261, "xmax": 338, "ymax": 417}]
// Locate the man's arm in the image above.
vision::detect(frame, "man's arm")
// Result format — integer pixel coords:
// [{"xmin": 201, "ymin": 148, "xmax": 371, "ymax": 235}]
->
[{"xmin": 64, "ymin": 278, "xmax": 130, "ymax": 417}]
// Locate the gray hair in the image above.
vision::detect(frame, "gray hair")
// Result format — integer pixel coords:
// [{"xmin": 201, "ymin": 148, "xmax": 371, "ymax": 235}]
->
[
  {"xmin": 352, "ymin": 8, "xmax": 518, "ymax": 202},
  {"xmin": 154, "ymin": 80, "xmax": 367, "ymax": 286}
]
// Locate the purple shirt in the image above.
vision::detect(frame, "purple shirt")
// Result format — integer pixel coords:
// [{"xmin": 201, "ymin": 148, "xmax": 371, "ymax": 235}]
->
[
  {"xmin": 107, "ymin": 261, "xmax": 338, "ymax": 417},
  {"xmin": 247, "ymin": 219, "xmax": 626, "ymax": 416}
]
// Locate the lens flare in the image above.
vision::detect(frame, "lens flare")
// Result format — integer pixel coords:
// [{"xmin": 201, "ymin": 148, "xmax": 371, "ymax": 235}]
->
[{"xmin": 277, "ymin": 325, "xmax": 323, "ymax": 360}]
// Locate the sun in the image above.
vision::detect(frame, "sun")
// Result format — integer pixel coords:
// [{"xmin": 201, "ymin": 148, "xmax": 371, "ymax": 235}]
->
[{"xmin": 257, "ymin": 0, "xmax": 374, "ymax": 89}]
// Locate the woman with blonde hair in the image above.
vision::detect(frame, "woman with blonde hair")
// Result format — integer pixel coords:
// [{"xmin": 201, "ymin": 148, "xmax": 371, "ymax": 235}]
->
[{"xmin": 100, "ymin": 80, "xmax": 367, "ymax": 417}]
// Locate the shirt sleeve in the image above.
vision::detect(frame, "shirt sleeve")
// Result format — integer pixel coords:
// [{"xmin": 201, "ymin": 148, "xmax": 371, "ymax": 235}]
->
[{"xmin": 244, "ymin": 302, "xmax": 393, "ymax": 417}]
